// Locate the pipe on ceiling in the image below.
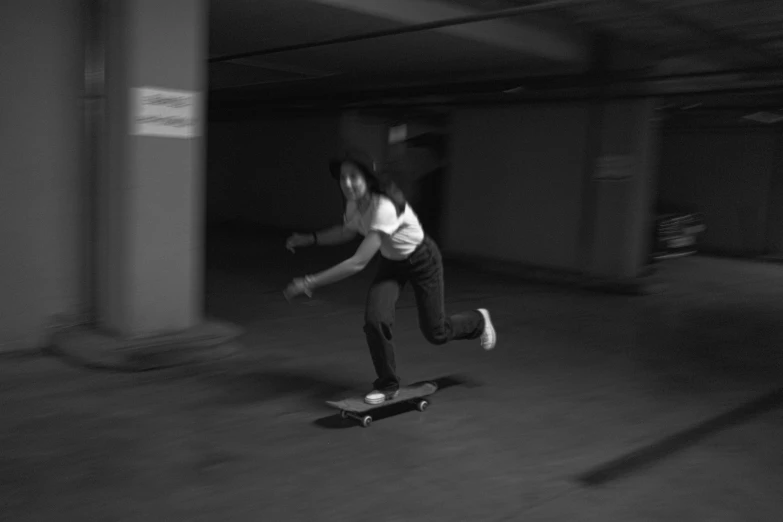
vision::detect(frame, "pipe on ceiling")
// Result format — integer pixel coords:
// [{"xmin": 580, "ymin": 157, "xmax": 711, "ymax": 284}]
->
[{"xmin": 208, "ymin": 0, "xmax": 579, "ymax": 63}]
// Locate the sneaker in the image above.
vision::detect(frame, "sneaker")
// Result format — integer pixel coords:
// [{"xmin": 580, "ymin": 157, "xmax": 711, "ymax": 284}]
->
[
  {"xmin": 478, "ymin": 308, "xmax": 496, "ymax": 350},
  {"xmin": 364, "ymin": 388, "xmax": 399, "ymax": 405}
]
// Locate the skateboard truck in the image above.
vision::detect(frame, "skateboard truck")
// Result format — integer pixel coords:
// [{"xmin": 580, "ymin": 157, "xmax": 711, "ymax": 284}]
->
[
  {"xmin": 339, "ymin": 398, "xmax": 430, "ymax": 427},
  {"xmin": 326, "ymin": 381, "xmax": 437, "ymax": 428}
]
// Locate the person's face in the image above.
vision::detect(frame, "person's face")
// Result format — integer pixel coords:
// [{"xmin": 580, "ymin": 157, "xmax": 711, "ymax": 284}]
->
[{"xmin": 339, "ymin": 162, "xmax": 369, "ymax": 201}]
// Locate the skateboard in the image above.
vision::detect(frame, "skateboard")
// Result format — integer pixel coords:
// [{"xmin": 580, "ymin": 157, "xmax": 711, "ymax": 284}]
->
[{"xmin": 326, "ymin": 381, "xmax": 438, "ymax": 427}]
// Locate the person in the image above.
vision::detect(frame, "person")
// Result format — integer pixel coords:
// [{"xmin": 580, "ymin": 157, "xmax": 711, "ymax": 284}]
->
[{"xmin": 284, "ymin": 149, "xmax": 496, "ymax": 405}]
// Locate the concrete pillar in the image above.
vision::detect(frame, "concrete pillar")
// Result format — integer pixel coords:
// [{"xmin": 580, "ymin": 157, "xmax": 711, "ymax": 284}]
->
[
  {"xmin": 98, "ymin": 0, "xmax": 206, "ymax": 338},
  {"xmin": 764, "ymin": 132, "xmax": 783, "ymax": 256},
  {"xmin": 339, "ymin": 111, "xmax": 389, "ymax": 163},
  {"xmin": 586, "ymin": 99, "xmax": 659, "ymax": 279}
]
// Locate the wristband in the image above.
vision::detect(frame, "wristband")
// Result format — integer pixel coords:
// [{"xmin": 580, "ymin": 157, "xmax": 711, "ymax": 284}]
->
[{"xmin": 303, "ymin": 275, "xmax": 315, "ymax": 295}]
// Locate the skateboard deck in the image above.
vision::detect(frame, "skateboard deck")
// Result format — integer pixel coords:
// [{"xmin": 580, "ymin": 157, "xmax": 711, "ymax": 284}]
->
[{"xmin": 326, "ymin": 381, "xmax": 438, "ymax": 427}]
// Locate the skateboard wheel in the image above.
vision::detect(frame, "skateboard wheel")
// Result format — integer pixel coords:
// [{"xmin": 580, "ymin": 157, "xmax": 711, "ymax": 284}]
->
[
  {"xmin": 361, "ymin": 415, "xmax": 372, "ymax": 428},
  {"xmin": 416, "ymin": 400, "xmax": 429, "ymax": 412}
]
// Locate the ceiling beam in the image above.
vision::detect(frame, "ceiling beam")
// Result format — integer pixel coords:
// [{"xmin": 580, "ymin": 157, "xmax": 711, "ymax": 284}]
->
[
  {"xmin": 617, "ymin": 0, "xmax": 783, "ymax": 66},
  {"xmin": 309, "ymin": 0, "xmax": 585, "ymax": 62},
  {"xmin": 209, "ymin": 0, "xmax": 587, "ymax": 65},
  {"xmin": 215, "ymin": 63, "xmax": 783, "ymax": 99},
  {"xmin": 209, "ymin": 83, "xmax": 783, "ymax": 116},
  {"xmin": 209, "ymin": 72, "xmax": 783, "ymax": 107}
]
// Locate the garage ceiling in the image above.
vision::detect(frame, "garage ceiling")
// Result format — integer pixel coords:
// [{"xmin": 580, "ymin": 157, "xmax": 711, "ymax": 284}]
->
[{"xmin": 208, "ymin": 0, "xmax": 783, "ymax": 112}]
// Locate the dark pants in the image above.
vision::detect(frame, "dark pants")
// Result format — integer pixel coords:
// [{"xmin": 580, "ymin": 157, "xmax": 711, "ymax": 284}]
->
[{"xmin": 363, "ymin": 236, "xmax": 485, "ymax": 392}]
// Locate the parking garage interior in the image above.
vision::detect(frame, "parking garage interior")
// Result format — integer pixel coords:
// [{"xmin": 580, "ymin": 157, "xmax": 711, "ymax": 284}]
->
[{"xmin": 3, "ymin": 1, "xmax": 783, "ymax": 520}]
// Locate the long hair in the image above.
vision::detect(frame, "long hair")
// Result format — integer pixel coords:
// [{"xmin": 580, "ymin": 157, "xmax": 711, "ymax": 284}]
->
[{"xmin": 330, "ymin": 149, "xmax": 407, "ymax": 217}]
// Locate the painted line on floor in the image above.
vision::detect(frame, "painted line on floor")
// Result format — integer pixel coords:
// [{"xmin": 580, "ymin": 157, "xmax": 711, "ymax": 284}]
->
[{"xmin": 576, "ymin": 386, "xmax": 783, "ymax": 486}]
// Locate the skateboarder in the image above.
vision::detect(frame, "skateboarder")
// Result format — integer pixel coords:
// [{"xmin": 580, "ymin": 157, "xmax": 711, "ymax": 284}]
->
[{"xmin": 284, "ymin": 149, "xmax": 496, "ymax": 405}]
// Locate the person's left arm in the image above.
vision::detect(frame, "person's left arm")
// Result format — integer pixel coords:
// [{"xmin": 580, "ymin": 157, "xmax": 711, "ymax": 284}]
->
[
  {"xmin": 305, "ymin": 232, "xmax": 382, "ymax": 290},
  {"xmin": 285, "ymin": 198, "xmax": 398, "ymax": 299}
]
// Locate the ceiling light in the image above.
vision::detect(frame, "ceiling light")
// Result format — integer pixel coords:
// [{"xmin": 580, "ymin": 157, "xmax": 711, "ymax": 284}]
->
[
  {"xmin": 503, "ymin": 86, "xmax": 525, "ymax": 94},
  {"xmin": 742, "ymin": 112, "xmax": 783, "ymax": 124}
]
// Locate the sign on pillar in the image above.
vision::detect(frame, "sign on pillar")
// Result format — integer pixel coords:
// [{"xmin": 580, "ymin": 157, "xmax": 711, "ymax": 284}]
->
[
  {"xmin": 131, "ymin": 87, "xmax": 200, "ymax": 139},
  {"xmin": 593, "ymin": 155, "xmax": 634, "ymax": 181}
]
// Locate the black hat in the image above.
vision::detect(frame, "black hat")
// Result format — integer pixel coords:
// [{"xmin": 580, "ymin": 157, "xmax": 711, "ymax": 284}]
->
[{"xmin": 329, "ymin": 149, "xmax": 379, "ymax": 180}]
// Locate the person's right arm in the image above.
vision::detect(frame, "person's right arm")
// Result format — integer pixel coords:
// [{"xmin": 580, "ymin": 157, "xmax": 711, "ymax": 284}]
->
[{"xmin": 314, "ymin": 225, "xmax": 358, "ymax": 246}]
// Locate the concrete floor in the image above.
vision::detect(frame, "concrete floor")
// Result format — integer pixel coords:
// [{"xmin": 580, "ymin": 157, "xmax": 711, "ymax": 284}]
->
[{"xmin": 3, "ymin": 226, "xmax": 783, "ymax": 521}]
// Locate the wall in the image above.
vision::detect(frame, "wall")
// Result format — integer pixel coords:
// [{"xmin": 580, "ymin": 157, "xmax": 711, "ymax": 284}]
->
[
  {"xmin": 658, "ymin": 127, "xmax": 780, "ymax": 256},
  {"xmin": 0, "ymin": 0, "xmax": 84, "ymax": 351},
  {"xmin": 207, "ymin": 113, "xmax": 345, "ymax": 231},
  {"xmin": 386, "ymin": 116, "xmax": 450, "ymax": 242},
  {"xmin": 442, "ymin": 104, "xmax": 590, "ymax": 271},
  {"xmin": 340, "ymin": 111, "xmax": 389, "ymax": 167}
]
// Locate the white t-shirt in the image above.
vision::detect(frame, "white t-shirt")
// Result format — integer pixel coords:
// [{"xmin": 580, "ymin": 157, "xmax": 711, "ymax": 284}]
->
[{"xmin": 344, "ymin": 194, "xmax": 425, "ymax": 260}]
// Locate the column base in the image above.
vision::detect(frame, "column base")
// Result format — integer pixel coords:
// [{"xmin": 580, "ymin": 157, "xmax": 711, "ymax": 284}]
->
[{"xmin": 48, "ymin": 319, "xmax": 243, "ymax": 371}]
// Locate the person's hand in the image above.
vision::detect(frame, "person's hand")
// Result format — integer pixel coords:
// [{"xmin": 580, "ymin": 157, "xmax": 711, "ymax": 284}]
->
[
  {"xmin": 285, "ymin": 233, "xmax": 314, "ymax": 253},
  {"xmin": 283, "ymin": 277, "xmax": 313, "ymax": 301}
]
